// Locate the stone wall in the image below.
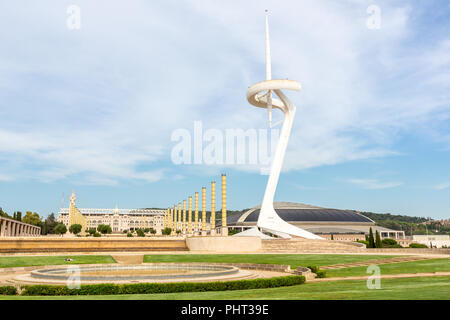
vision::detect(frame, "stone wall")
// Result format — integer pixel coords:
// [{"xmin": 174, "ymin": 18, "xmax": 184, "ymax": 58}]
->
[
  {"xmin": 186, "ymin": 236, "xmax": 262, "ymax": 253},
  {"xmin": 0, "ymin": 237, "xmax": 187, "ymax": 253}
]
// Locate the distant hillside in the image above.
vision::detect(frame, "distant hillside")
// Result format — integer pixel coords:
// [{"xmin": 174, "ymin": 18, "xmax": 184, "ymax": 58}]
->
[
  {"xmin": 360, "ymin": 211, "xmax": 449, "ymax": 235},
  {"xmin": 361, "ymin": 211, "xmax": 430, "ymax": 224}
]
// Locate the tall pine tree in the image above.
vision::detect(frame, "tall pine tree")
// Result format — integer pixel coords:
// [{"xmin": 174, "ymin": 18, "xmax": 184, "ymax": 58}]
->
[
  {"xmin": 375, "ymin": 230, "xmax": 382, "ymax": 248},
  {"xmin": 368, "ymin": 227, "xmax": 375, "ymax": 248}
]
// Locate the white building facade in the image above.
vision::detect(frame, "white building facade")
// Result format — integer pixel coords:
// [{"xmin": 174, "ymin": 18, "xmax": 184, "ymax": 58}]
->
[{"xmin": 57, "ymin": 207, "xmax": 165, "ymax": 233}]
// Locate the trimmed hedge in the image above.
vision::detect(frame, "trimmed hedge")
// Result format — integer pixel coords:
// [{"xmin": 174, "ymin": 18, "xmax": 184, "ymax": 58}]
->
[
  {"xmin": 0, "ymin": 286, "xmax": 17, "ymax": 295},
  {"xmin": 307, "ymin": 266, "xmax": 327, "ymax": 278},
  {"xmin": 19, "ymin": 276, "xmax": 305, "ymax": 296},
  {"xmin": 409, "ymin": 243, "xmax": 428, "ymax": 248}
]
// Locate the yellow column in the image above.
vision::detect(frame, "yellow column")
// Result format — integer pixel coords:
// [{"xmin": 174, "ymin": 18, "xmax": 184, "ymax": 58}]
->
[
  {"xmin": 173, "ymin": 205, "xmax": 177, "ymax": 233},
  {"xmin": 221, "ymin": 173, "xmax": 228, "ymax": 236},
  {"xmin": 194, "ymin": 192, "xmax": 199, "ymax": 234},
  {"xmin": 211, "ymin": 181, "xmax": 216, "ymax": 235},
  {"xmin": 188, "ymin": 196, "xmax": 192, "ymax": 234},
  {"xmin": 178, "ymin": 203, "xmax": 181, "ymax": 231},
  {"xmin": 202, "ymin": 187, "xmax": 206, "ymax": 235},
  {"xmin": 182, "ymin": 200, "xmax": 186, "ymax": 233}
]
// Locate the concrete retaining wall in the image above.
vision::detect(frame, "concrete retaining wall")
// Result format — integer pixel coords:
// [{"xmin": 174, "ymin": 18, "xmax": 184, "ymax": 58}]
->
[
  {"xmin": 368, "ymin": 248, "xmax": 450, "ymax": 255},
  {"xmin": 0, "ymin": 237, "xmax": 188, "ymax": 253},
  {"xmin": 186, "ymin": 236, "xmax": 262, "ymax": 253}
]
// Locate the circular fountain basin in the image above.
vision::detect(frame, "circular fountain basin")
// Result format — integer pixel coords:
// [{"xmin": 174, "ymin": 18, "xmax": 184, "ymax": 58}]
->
[{"xmin": 30, "ymin": 264, "xmax": 239, "ymax": 281}]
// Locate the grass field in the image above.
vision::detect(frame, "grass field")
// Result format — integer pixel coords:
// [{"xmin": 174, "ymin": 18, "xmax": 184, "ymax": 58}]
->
[
  {"xmin": 1, "ymin": 276, "xmax": 449, "ymax": 300},
  {"xmin": 143, "ymin": 254, "xmax": 398, "ymax": 268},
  {"xmin": 0, "ymin": 255, "xmax": 117, "ymax": 268},
  {"xmin": 326, "ymin": 258, "xmax": 450, "ymax": 277}
]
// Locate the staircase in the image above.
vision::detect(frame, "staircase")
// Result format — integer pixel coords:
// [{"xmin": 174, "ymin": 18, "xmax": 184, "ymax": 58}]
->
[{"xmin": 262, "ymin": 238, "xmax": 366, "ymax": 253}]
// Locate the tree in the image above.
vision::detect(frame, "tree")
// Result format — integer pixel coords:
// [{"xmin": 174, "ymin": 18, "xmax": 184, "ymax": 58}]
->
[
  {"xmin": 136, "ymin": 229, "xmax": 145, "ymax": 237},
  {"xmin": 22, "ymin": 211, "xmax": 42, "ymax": 226},
  {"xmin": 16, "ymin": 211, "xmax": 22, "ymax": 221},
  {"xmin": 162, "ymin": 227, "xmax": 172, "ymax": 235},
  {"xmin": 375, "ymin": 230, "xmax": 382, "ymax": 248},
  {"xmin": 0, "ymin": 207, "xmax": 9, "ymax": 218},
  {"xmin": 69, "ymin": 224, "xmax": 82, "ymax": 235},
  {"xmin": 54, "ymin": 223, "xmax": 67, "ymax": 236},
  {"xmin": 368, "ymin": 227, "xmax": 375, "ymax": 248},
  {"xmin": 87, "ymin": 228, "xmax": 96, "ymax": 235},
  {"xmin": 44, "ymin": 213, "xmax": 58, "ymax": 234},
  {"xmin": 97, "ymin": 224, "xmax": 112, "ymax": 234}
]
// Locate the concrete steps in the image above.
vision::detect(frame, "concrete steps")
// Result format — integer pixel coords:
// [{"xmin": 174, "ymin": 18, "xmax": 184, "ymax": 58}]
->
[{"xmin": 262, "ymin": 239, "xmax": 366, "ymax": 253}]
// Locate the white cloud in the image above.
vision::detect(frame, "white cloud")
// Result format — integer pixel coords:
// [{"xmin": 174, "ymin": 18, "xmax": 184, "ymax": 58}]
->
[
  {"xmin": 434, "ymin": 182, "xmax": 450, "ymax": 191},
  {"xmin": 348, "ymin": 178, "xmax": 403, "ymax": 190},
  {"xmin": 0, "ymin": 0, "xmax": 449, "ymax": 184}
]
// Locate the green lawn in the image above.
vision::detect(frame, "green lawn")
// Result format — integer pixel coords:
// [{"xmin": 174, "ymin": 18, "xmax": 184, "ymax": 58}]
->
[
  {"xmin": 0, "ymin": 255, "xmax": 116, "ymax": 268},
  {"xmin": 326, "ymin": 258, "xmax": 450, "ymax": 278},
  {"xmin": 2, "ymin": 276, "xmax": 449, "ymax": 300},
  {"xmin": 143, "ymin": 254, "xmax": 398, "ymax": 269}
]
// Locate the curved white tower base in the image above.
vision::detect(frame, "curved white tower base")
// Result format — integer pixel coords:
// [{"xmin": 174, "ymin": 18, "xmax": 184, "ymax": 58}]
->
[{"xmin": 245, "ymin": 13, "xmax": 323, "ymax": 240}]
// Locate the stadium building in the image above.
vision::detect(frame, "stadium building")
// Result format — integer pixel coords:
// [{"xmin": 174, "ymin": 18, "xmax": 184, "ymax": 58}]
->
[{"xmin": 221, "ymin": 202, "xmax": 405, "ymax": 241}]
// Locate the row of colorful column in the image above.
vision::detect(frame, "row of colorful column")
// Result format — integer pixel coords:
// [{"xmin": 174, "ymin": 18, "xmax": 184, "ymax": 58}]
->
[
  {"xmin": 163, "ymin": 174, "xmax": 228, "ymax": 236},
  {"xmin": 0, "ymin": 217, "xmax": 41, "ymax": 237}
]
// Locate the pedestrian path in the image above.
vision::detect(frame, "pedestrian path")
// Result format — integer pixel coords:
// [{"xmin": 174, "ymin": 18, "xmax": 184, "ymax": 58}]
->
[{"xmin": 320, "ymin": 256, "xmax": 433, "ymax": 270}]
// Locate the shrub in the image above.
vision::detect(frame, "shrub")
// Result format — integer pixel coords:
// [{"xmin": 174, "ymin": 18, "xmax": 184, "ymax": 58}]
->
[
  {"xmin": 382, "ymin": 238, "xmax": 398, "ymax": 246},
  {"xmin": 357, "ymin": 240, "xmax": 369, "ymax": 246},
  {"xmin": 136, "ymin": 229, "xmax": 145, "ymax": 237},
  {"xmin": 149, "ymin": 228, "xmax": 157, "ymax": 235},
  {"xmin": 87, "ymin": 228, "xmax": 97, "ymax": 235},
  {"xmin": 69, "ymin": 224, "xmax": 82, "ymax": 235},
  {"xmin": 307, "ymin": 266, "xmax": 327, "ymax": 278},
  {"xmin": 97, "ymin": 224, "xmax": 112, "ymax": 234},
  {"xmin": 20, "ymin": 276, "xmax": 305, "ymax": 296},
  {"xmin": 127, "ymin": 232, "xmax": 133, "ymax": 237},
  {"xmin": 123, "ymin": 229, "xmax": 128, "ymax": 233},
  {"xmin": 162, "ymin": 227, "xmax": 172, "ymax": 235},
  {"xmin": 93, "ymin": 232, "xmax": 101, "ymax": 237},
  {"xmin": 409, "ymin": 243, "xmax": 428, "ymax": 248},
  {"xmin": 144, "ymin": 228, "xmax": 151, "ymax": 233},
  {"xmin": 54, "ymin": 223, "xmax": 67, "ymax": 235},
  {"xmin": 0, "ymin": 286, "xmax": 17, "ymax": 295}
]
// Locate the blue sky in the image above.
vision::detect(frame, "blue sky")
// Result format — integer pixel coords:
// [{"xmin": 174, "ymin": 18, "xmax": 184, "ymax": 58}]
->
[{"xmin": 0, "ymin": 0, "xmax": 449, "ymax": 219}]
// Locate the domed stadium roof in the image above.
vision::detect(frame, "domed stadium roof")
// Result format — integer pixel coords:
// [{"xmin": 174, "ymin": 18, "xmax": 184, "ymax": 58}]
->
[{"xmin": 225, "ymin": 202, "xmax": 374, "ymax": 225}]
